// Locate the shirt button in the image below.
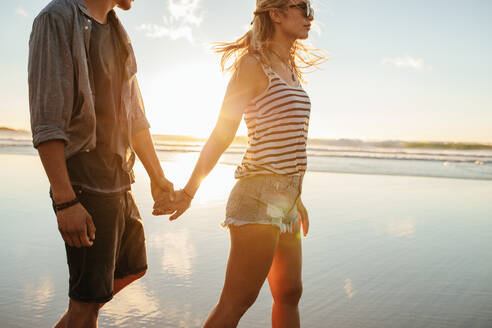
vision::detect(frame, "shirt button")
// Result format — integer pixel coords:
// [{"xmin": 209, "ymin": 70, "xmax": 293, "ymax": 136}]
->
[
  {"xmin": 87, "ymin": 19, "xmax": 91, "ymax": 23},
  {"xmin": 84, "ymin": 26, "xmax": 89, "ymax": 30}
]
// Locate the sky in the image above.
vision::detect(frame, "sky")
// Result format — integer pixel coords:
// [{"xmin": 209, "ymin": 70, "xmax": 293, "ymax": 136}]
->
[{"xmin": 1, "ymin": 0, "xmax": 491, "ymax": 143}]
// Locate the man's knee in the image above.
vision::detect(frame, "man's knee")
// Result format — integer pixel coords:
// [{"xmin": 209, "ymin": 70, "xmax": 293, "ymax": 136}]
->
[{"xmin": 273, "ymin": 283, "xmax": 303, "ymax": 306}]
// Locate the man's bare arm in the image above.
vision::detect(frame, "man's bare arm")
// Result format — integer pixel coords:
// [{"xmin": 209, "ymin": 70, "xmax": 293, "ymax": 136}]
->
[
  {"xmin": 132, "ymin": 129, "xmax": 175, "ymax": 212},
  {"xmin": 37, "ymin": 140, "xmax": 95, "ymax": 247}
]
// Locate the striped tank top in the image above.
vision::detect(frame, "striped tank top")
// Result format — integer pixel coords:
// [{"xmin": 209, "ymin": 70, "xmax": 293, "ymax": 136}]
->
[{"xmin": 234, "ymin": 57, "xmax": 311, "ymax": 179}]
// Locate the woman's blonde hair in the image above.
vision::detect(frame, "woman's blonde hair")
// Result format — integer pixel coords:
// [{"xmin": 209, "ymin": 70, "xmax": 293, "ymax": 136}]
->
[{"xmin": 213, "ymin": 0, "xmax": 326, "ymax": 82}]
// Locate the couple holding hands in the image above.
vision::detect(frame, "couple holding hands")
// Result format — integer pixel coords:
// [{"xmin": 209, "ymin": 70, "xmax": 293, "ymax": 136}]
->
[{"xmin": 28, "ymin": 0, "xmax": 323, "ymax": 327}]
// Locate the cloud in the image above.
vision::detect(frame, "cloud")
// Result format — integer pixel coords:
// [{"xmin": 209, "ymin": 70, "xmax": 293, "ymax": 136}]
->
[
  {"xmin": 382, "ymin": 55, "xmax": 431, "ymax": 70},
  {"xmin": 15, "ymin": 6, "xmax": 28, "ymax": 17},
  {"xmin": 137, "ymin": 23, "xmax": 194, "ymax": 41},
  {"xmin": 137, "ymin": 0, "xmax": 203, "ymax": 43}
]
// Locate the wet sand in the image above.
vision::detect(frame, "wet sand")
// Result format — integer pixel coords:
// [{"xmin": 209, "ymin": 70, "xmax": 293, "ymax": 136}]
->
[{"xmin": 1, "ymin": 153, "xmax": 491, "ymax": 327}]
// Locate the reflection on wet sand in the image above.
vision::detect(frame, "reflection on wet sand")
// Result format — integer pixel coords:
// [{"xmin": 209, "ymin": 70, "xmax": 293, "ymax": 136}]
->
[
  {"xmin": 101, "ymin": 280, "xmax": 203, "ymax": 327},
  {"xmin": 148, "ymin": 230, "xmax": 196, "ymax": 279},
  {"xmin": 101, "ymin": 280, "xmax": 161, "ymax": 326},
  {"xmin": 22, "ymin": 276, "xmax": 55, "ymax": 318},
  {"xmin": 387, "ymin": 217, "xmax": 416, "ymax": 238},
  {"xmin": 344, "ymin": 278, "xmax": 356, "ymax": 301}
]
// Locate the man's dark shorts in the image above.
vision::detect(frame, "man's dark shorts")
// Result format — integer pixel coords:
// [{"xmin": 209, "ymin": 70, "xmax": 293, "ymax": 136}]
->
[{"xmin": 53, "ymin": 186, "xmax": 148, "ymax": 303}]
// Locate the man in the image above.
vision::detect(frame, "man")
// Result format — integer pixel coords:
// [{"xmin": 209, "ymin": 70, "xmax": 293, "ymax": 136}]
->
[{"xmin": 28, "ymin": 0, "xmax": 173, "ymax": 327}]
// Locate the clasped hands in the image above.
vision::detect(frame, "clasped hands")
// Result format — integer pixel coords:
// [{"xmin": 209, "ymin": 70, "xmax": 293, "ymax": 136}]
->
[{"xmin": 150, "ymin": 176, "xmax": 192, "ymax": 221}]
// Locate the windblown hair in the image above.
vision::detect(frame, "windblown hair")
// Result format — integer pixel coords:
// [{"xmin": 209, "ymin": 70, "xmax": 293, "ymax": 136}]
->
[{"xmin": 213, "ymin": 0, "xmax": 326, "ymax": 82}]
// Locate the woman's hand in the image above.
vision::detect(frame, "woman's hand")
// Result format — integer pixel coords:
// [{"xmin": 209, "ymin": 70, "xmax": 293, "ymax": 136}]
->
[
  {"xmin": 170, "ymin": 189, "xmax": 193, "ymax": 221},
  {"xmin": 153, "ymin": 189, "xmax": 193, "ymax": 220},
  {"xmin": 297, "ymin": 197, "xmax": 309, "ymax": 237}
]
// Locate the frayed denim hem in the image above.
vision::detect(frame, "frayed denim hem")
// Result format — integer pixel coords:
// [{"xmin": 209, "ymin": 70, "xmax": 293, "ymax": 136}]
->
[{"xmin": 221, "ymin": 217, "xmax": 299, "ymax": 234}]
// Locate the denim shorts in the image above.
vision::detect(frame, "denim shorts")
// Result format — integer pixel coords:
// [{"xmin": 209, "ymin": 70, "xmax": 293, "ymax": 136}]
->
[
  {"xmin": 51, "ymin": 186, "xmax": 148, "ymax": 303},
  {"xmin": 223, "ymin": 174, "xmax": 302, "ymax": 233}
]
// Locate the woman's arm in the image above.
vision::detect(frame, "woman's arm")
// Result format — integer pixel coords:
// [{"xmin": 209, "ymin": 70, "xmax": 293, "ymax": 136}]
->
[{"xmin": 156, "ymin": 56, "xmax": 268, "ymax": 219}]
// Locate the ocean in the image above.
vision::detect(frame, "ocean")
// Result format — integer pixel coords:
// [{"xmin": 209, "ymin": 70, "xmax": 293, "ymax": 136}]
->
[{"xmin": 1, "ymin": 129, "xmax": 491, "ymax": 181}]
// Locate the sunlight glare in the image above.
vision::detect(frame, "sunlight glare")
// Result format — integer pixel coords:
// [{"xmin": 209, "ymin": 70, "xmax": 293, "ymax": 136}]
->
[
  {"xmin": 141, "ymin": 59, "xmax": 230, "ymax": 138},
  {"xmin": 158, "ymin": 154, "xmax": 236, "ymax": 205}
]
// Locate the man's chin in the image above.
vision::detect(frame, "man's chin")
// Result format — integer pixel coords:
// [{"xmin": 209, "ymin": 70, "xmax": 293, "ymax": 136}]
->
[
  {"xmin": 117, "ymin": 0, "xmax": 133, "ymax": 11},
  {"xmin": 116, "ymin": 5, "xmax": 132, "ymax": 11}
]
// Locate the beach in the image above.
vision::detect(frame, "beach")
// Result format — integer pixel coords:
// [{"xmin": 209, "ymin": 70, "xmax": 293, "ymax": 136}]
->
[
  {"xmin": 2, "ymin": 0, "xmax": 491, "ymax": 325},
  {"xmin": 1, "ymin": 152, "xmax": 491, "ymax": 327}
]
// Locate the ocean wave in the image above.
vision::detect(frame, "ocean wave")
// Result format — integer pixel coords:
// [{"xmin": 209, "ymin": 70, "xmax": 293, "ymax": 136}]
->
[
  {"xmin": 153, "ymin": 144, "xmax": 491, "ymax": 164},
  {"xmin": 0, "ymin": 138, "xmax": 32, "ymax": 147},
  {"xmin": 2, "ymin": 136, "xmax": 491, "ymax": 180},
  {"xmin": 305, "ymin": 151, "xmax": 491, "ymax": 164},
  {"xmin": 3, "ymin": 136, "xmax": 491, "ymax": 165}
]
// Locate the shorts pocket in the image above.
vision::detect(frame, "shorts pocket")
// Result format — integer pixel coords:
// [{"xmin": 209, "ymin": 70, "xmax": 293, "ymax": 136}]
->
[
  {"xmin": 226, "ymin": 176, "xmax": 262, "ymax": 220},
  {"xmin": 258, "ymin": 176, "xmax": 298, "ymax": 219}
]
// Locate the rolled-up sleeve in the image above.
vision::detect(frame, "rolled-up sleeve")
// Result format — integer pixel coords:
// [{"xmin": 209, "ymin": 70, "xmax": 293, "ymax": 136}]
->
[
  {"xmin": 129, "ymin": 77, "xmax": 150, "ymax": 135},
  {"xmin": 28, "ymin": 12, "xmax": 74, "ymax": 148}
]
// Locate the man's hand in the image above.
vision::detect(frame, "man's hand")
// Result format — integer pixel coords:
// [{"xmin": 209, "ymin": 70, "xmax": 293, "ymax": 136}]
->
[
  {"xmin": 151, "ymin": 176, "xmax": 175, "ymax": 215},
  {"xmin": 297, "ymin": 197, "xmax": 309, "ymax": 237},
  {"xmin": 153, "ymin": 189, "xmax": 192, "ymax": 220},
  {"xmin": 132, "ymin": 128, "xmax": 176, "ymax": 215},
  {"xmin": 57, "ymin": 203, "xmax": 96, "ymax": 248}
]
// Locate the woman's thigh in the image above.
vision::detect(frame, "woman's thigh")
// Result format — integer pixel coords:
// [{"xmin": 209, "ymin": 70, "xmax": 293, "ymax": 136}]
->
[
  {"xmin": 267, "ymin": 224, "xmax": 303, "ymax": 300},
  {"xmin": 219, "ymin": 224, "xmax": 281, "ymax": 305}
]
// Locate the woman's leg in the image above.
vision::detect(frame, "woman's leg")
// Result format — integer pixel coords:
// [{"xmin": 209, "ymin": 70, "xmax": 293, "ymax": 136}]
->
[
  {"xmin": 203, "ymin": 224, "xmax": 280, "ymax": 328},
  {"xmin": 267, "ymin": 224, "xmax": 303, "ymax": 328}
]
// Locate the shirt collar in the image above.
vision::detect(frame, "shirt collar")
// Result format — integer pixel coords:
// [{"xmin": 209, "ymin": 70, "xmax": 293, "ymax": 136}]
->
[
  {"xmin": 74, "ymin": 0, "xmax": 117, "ymax": 23},
  {"xmin": 74, "ymin": 0, "xmax": 91, "ymax": 17}
]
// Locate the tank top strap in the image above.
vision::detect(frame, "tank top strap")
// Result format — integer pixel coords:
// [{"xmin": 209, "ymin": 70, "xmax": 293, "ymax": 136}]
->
[{"xmin": 252, "ymin": 54, "xmax": 276, "ymax": 82}]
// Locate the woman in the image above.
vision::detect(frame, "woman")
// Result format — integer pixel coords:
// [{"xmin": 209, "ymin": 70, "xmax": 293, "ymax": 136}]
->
[{"xmin": 155, "ymin": 1, "xmax": 324, "ymax": 326}]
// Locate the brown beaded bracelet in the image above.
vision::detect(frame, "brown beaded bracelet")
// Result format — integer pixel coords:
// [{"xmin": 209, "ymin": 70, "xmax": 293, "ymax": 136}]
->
[{"xmin": 53, "ymin": 198, "xmax": 80, "ymax": 212}]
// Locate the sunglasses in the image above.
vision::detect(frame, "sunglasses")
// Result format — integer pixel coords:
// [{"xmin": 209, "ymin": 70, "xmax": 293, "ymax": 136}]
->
[{"xmin": 288, "ymin": 2, "xmax": 314, "ymax": 18}]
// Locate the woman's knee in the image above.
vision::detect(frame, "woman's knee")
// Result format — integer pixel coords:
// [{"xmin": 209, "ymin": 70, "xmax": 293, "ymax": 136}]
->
[
  {"xmin": 273, "ymin": 283, "xmax": 303, "ymax": 306},
  {"xmin": 219, "ymin": 290, "xmax": 259, "ymax": 315},
  {"xmin": 238, "ymin": 291, "xmax": 260, "ymax": 311}
]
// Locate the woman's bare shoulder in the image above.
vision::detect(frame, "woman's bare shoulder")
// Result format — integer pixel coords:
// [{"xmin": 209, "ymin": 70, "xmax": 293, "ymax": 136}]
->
[{"xmin": 234, "ymin": 54, "xmax": 269, "ymax": 97}]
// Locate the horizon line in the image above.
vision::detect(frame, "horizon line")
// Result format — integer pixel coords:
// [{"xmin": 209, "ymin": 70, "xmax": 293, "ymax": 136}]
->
[{"xmin": 1, "ymin": 126, "xmax": 490, "ymax": 146}]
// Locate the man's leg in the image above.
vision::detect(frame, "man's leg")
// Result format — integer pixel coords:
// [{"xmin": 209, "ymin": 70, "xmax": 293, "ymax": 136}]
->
[
  {"xmin": 54, "ymin": 190, "xmax": 147, "ymax": 328},
  {"xmin": 63, "ymin": 300, "xmax": 99, "ymax": 328},
  {"xmin": 54, "ymin": 271, "xmax": 146, "ymax": 328}
]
